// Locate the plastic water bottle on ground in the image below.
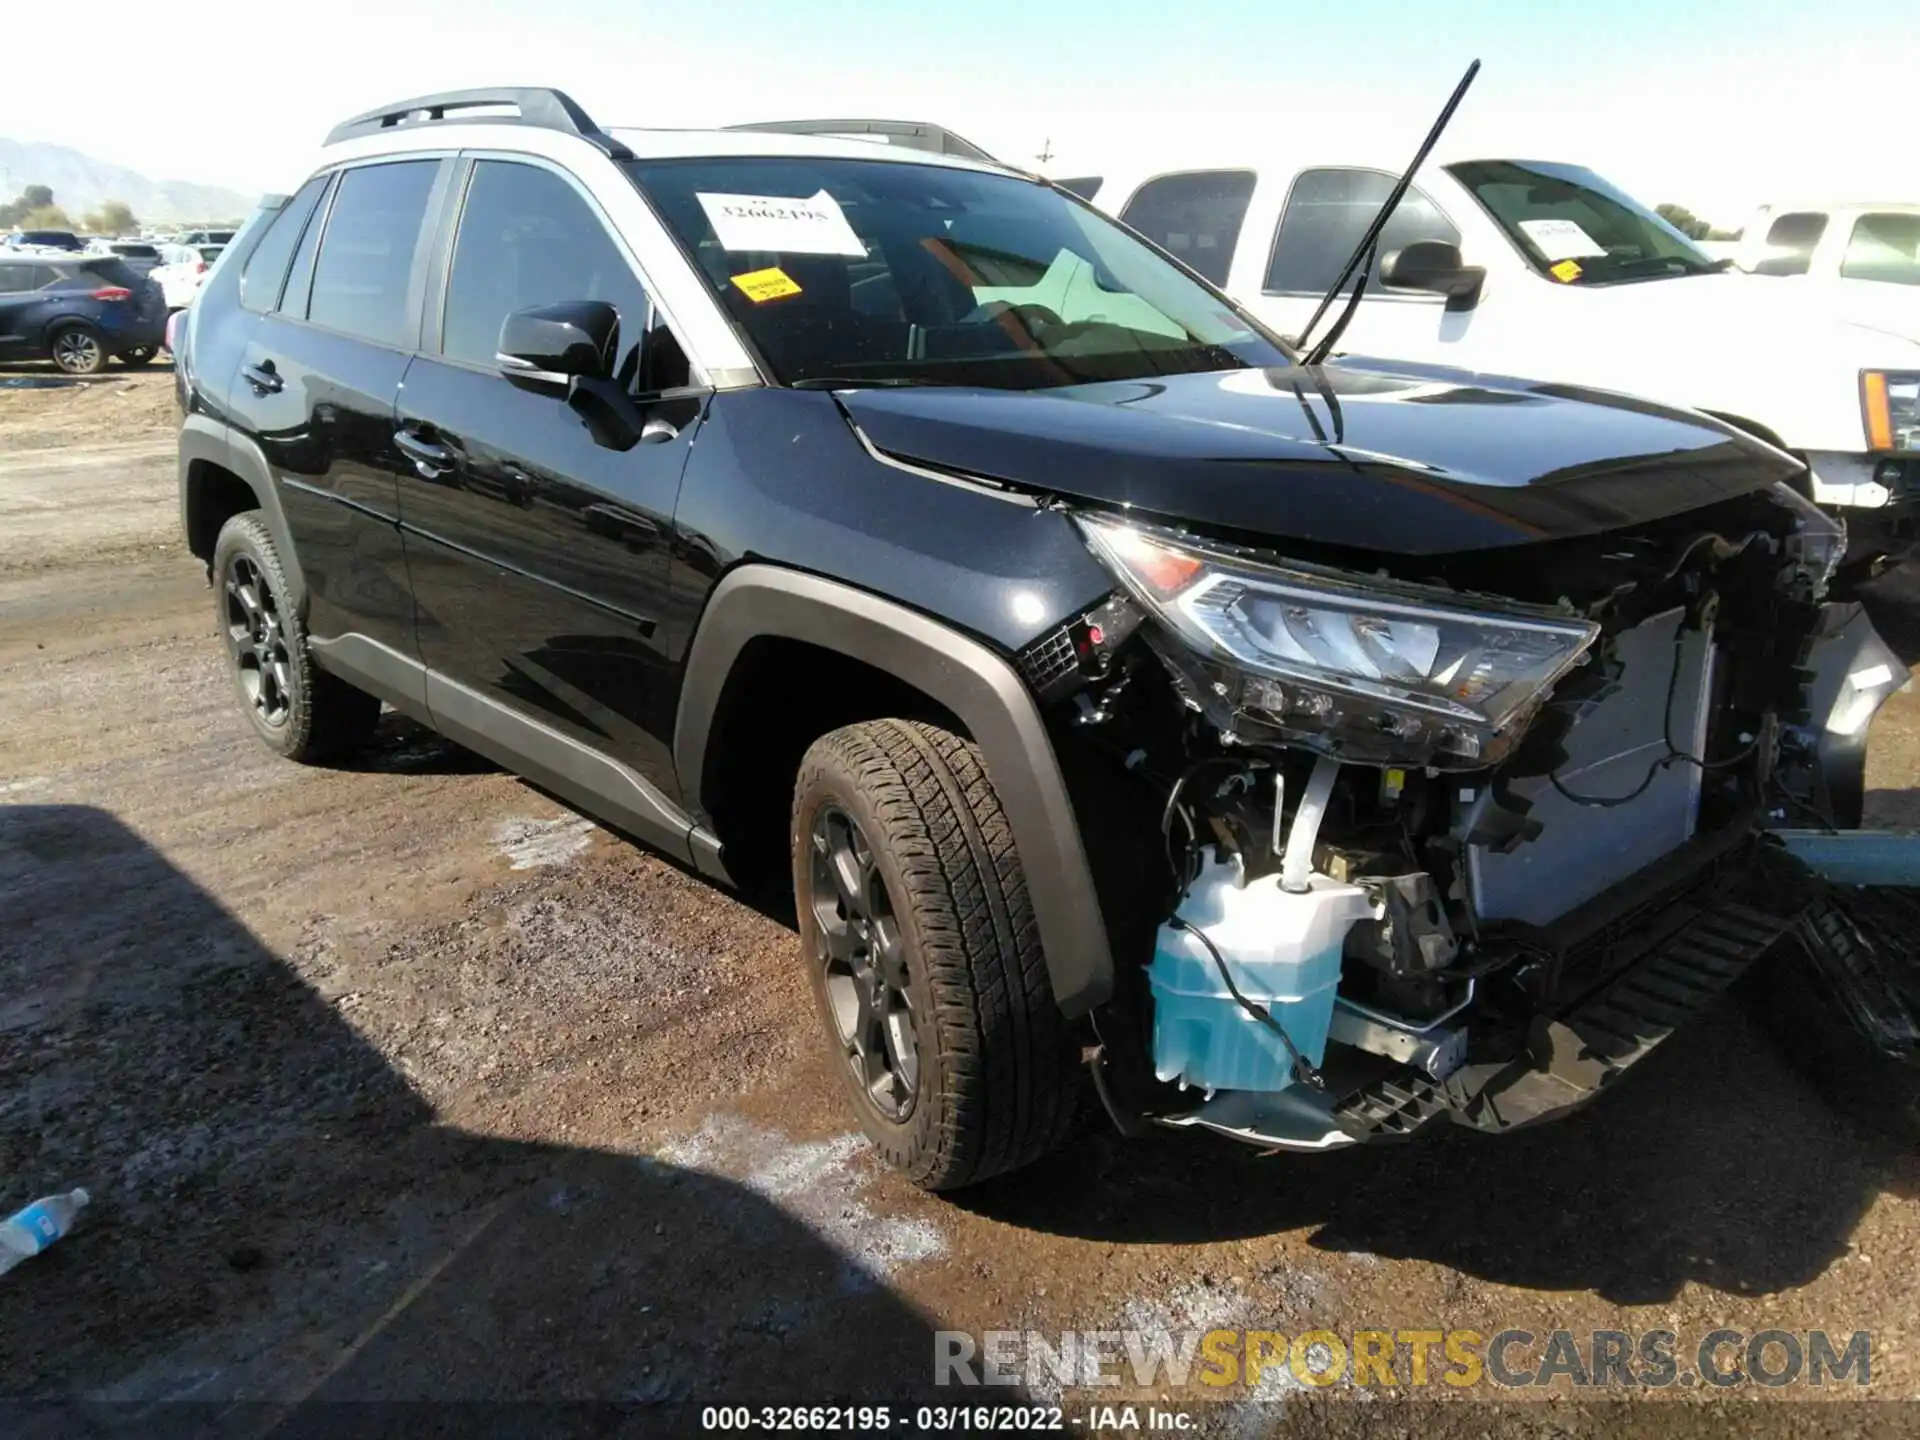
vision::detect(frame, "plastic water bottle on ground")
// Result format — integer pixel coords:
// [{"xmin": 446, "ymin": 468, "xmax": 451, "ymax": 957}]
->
[{"xmin": 0, "ymin": 1189, "xmax": 90, "ymax": 1277}]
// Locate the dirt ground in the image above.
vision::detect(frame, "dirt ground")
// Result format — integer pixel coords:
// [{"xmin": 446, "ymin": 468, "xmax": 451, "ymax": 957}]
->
[{"xmin": 4, "ymin": 367, "xmax": 1919, "ymax": 1437}]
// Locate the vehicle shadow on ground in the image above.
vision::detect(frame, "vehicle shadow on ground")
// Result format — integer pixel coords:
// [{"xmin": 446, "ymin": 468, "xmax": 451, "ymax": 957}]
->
[
  {"xmin": 958, "ymin": 984, "xmax": 1915, "ymax": 1306},
  {"xmin": 0, "ymin": 804, "xmax": 946, "ymax": 1427},
  {"xmin": 331, "ymin": 711, "xmax": 502, "ymax": 777}
]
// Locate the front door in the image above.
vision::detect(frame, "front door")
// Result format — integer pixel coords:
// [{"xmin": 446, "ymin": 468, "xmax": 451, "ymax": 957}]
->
[{"xmin": 395, "ymin": 156, "xmax": 701, "ymax": 804}]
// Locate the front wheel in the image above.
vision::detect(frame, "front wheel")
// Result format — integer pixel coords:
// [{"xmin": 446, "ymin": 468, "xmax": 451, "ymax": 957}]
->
[{"xmin": 792, "ymin": 719, "xmax": 1083, "ymax": 1190}]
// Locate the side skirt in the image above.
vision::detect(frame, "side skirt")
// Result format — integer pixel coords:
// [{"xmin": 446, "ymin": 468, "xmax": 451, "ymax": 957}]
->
[{"xmin": 310, "ymin": 632, "xmax": 713, "ymax": 871}]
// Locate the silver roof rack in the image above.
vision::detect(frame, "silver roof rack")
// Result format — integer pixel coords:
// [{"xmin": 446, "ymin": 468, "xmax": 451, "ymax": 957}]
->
[{"xmin": 325, "ymin": 87, "xmax": 632, "ymax": 160}]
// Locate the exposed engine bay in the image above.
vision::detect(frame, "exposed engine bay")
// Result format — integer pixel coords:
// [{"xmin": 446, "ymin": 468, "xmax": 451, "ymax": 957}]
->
[{"xmin": 1032, "ymin": 479, "xmax": 1914, "ymax": 1149}]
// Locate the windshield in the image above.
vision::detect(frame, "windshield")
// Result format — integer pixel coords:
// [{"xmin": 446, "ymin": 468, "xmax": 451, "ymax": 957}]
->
[
  {"xmin": 1447, "ymin": 160, "xmax": 1721, "ymax": 286},
  {"xmin": 1842, "ymin": 212, "xmax": 1920, "ymax": 286},
  {"xmin": 626, "ymin": 156, "xmax": 1286, "ymax": 388}
]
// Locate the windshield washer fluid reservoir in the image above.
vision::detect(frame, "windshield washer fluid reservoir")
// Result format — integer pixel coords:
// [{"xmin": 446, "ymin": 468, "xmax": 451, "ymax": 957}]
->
[{"xmin": 1150, "ymin": 849, "xmax": 1378, "ymax": 1094}]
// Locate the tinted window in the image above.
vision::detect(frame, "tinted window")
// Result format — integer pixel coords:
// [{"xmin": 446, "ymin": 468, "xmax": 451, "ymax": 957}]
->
[
  {"xmin": 1055, "ymin": 176, "xmax": 1103, "ymax": 201},
  {"xmin": 1842, "ymin": 212, "xmax": 1920, "ymax": 286},
  {"xmin": 1118, "ymin": 170, "xmax": 1256, "ymax": 285},
  {"xmin": 0, "ymin": 263, "xmax": 42, "ymax": 293},
  {"xmin": 50, "ymin": 258, "xmax": 140, "ymax": 290},
  {"xmin": 1756, "ymin": 212, "xmax": 1828, "ymax": 276},
  {"xmin": 241, "ymin": 179, "xmax": 327, "ymax": 314},
  {"xmin": 629, "ymin": 155, "xmax": 1283, "ymax": 390},
  {"xmin": 441, "ymin": 161, "xmax": 654, "ymax": 372},
  {"xmin": 306, "ymin": 161, "xmax": 438, "ymax": 346},
  {"xmin": 1264, "ymin": 169, "xmax": 1460, "ymax": 294},
  {"xmin": 20, "ymin": 230, "xmax": 81, "ymax": 250},
  {"xmin": 111, "ymin": 243, "xmax": 160, "ymax": 259},
  {"xmin": 280, "ymin": 177, "xmax": 333, "ymax": 319}
]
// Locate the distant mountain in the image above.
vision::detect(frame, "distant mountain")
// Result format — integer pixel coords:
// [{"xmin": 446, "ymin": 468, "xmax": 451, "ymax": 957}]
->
[{"xmin": 0, "ymin": 138, "xmax": 256, "ymax": 225}]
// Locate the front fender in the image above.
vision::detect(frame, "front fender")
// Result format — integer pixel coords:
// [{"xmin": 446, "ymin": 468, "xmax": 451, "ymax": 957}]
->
[{"xmin": 674, "ymin": 564, "xmax": 1114, "ymax": 1017}]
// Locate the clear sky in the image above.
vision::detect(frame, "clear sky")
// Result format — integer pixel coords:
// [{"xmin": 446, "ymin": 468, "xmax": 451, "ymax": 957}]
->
[{"xmin": 4, "ymin": 0, "xmax": 1911, "ymax": 224}]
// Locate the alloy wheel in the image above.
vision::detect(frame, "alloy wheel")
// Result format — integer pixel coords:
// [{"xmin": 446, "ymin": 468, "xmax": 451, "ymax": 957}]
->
[
  {"xmin": 224, "ymin": 555, "xmax": 293, "ymax": 728},
  {"xmin": 51, "ymin": 330, "xmax": 102, "ymax": 374},
  {"xmin": 810, "ymin": 804, "xmax": 919, "ymax": 1120}
]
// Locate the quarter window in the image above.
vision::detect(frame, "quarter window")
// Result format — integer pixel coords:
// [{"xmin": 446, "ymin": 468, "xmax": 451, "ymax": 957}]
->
[
  {"xmin": 1754, "ymin": 212, "xmax": 1828, "ymax": 277},
  {"xmin": 306, "ymin": 160, "xmax": 439, "ymax": 347},
  {"xmin": 1118, "ymin": 170, "xmax": 1257, "ymax": 286},
  {"xmin": 441, "ymin": 160, "xmax": 659, "ymax": 377},
  {"xmin": 1265, "ymin": 168, "xmax": 1460, "ymax": 294},
  {"xmin": 241, "ymin": 178, "xmax": 328, "ymax": 314}
]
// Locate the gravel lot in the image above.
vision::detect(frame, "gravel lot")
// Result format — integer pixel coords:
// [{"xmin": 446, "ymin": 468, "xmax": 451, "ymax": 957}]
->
[{"xmin": 3, "ymin": 368, "xmax": 1919, "ymax": 1435}]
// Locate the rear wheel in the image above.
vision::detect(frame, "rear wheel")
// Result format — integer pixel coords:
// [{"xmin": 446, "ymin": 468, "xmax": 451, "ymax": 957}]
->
[
  {"xmin": 212, "ymin": 512, "xmax": 380, "ymax": 762},
  {"xmin": 792, "ymin": 719, "xmax": 1083, "ymax": 1190},
  {"xmin": 48, "ymin": 324, "xmax": 106, "ymax": 376}
]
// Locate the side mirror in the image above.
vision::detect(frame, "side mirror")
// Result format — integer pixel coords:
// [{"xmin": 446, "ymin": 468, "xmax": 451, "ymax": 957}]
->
[
  {"xmin": 496, "ymin": 301, "xmax": 619, "ymax": 387},
  {"xmin": 1380, "ymin": 241, "xmax": 1485, "ymax": 312}
]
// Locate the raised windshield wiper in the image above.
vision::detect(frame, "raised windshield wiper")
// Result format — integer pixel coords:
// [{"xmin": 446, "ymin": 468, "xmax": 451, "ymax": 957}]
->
[{"xmin": 1297, "ymin": 59, "xmax": 1482, "ymax": 367}]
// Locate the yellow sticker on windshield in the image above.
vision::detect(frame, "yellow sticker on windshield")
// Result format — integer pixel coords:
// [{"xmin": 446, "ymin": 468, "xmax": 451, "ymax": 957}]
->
[
  {"xmin": 1550, "ymin": 258, "xmax": 1583, "ymax": 283},
  {"xmin": 730, "ymin": 266, "xmax": 802, "ymax": 303}
]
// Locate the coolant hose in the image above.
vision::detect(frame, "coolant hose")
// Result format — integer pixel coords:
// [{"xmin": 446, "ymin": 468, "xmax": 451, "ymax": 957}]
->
[{"xmin": 1280, "ymin": 755, "xmax": 1341, "ymax": 893}]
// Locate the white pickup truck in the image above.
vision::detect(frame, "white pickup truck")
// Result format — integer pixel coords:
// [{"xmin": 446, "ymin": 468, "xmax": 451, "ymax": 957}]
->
[
  {"xmin": 1072, "ymin": 158, "xmax": 1920, "ymax": 567},
  {"xmin": 1731, "ymin": 201, "xmax": 1920, "ymax": 343}
]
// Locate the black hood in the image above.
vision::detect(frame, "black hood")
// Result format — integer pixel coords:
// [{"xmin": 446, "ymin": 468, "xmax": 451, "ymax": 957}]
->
[{"xmin": 839, "ymin": 360, "xmax": 1803, "ymax": 556}]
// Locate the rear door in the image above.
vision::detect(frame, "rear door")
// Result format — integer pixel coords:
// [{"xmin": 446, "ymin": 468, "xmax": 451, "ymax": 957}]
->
[
  {"xmin": 0, "ymin": 261, "xmax": 51, "ymax": 357},
  {"xmin": 395, "ymin": 154, "xmax": 702, "ymax": 802},
  {"xmin": 229, "ymin": 157, "xmax": 450, "ymax": 662}
]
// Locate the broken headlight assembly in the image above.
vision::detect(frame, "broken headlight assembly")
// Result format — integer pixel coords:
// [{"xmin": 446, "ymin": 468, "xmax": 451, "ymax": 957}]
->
[{"xmin": 1077, "ymin": 515, "xmax": 1599, "ymax": 768}]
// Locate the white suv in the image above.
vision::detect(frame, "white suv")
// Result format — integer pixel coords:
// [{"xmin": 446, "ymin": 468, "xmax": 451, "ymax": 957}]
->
[{"xmin": 1077, "ymin": 159, "xmax": 1920, "ymax": 564}]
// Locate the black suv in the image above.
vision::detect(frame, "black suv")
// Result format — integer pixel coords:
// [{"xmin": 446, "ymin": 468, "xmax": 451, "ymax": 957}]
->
[
  {"xmin": 175, "ymin": 89, "xmax": 1920, "ymax": 1187},
  {"xmin": 0, "ymin": 253, "xmax": 166, "ymax": 373}
]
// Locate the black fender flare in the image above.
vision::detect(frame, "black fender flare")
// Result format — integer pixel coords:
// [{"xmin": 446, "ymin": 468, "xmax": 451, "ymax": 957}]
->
[
  {"xmin": 674, "ymin": 564, "xmax": 1114, "ymax": 1017},
  {"xmin": 178, "ymin": 412, "xmax": 308, "ymax": 610}
]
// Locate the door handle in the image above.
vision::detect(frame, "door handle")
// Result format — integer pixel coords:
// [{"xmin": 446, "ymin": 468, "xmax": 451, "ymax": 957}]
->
[
  {"xmin": 394, "ymin": 429, "xmax": 454, "ymax": 479},
  {"xmin": 240, "ymin": 359, "xmax": 282, "ymax": 395}
]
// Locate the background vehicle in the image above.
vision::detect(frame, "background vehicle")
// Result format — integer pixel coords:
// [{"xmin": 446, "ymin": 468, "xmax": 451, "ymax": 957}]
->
[
  {"xmin": 0, "ymin": 253, "xmax": 166, "ymax": 372},
  {"xmin": 175, "ymin": 228, "xmax": 237, "ymax": 247},
  {"xmin": 151, "ymin": 242, "xmax": 224, "ymax": 311},
  {"xmin": 2, "ymin": 228, "xmax": 84, "ymax": 253},
  {"xmin": 174, "ymin": 87, "xmax": 1920, "ymax": 1192},
  {"xmin": 1076, "ymin": 159, "xmax": 1920, "ymax": 567},
  {"xmin": 85, "ymin": 238, "xmax": 165, "ymax": 276},
  {"xmin": 1732, "ymin": 200, "xmax": 1920, "ymax": 341}
]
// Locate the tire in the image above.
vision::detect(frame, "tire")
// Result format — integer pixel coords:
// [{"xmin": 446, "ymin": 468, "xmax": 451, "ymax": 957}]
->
[
  {"xmin": 212, "ymin": 512, "xmax": 380, "ymax": 762},
  {"xmin": 118, "ymin": 345, "xmax": 156, "ymax": 367},
  {"xmin": 792, "ymin": 719, "xmax": 1083, "ymax": 1190},
  {"xmin": 47, "ymin": 323, "xmax": 107, "ymax": 376}
]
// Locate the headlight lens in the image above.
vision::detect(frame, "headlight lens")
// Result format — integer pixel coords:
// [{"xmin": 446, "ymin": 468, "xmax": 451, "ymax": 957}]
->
[
  {"xmin": 1863, "ymin": 371, "xmax": 1920, "ymax": 452},
  {"xmin": 1078, "ymin": 516, "xmax": 1598, "ymax": 766}
]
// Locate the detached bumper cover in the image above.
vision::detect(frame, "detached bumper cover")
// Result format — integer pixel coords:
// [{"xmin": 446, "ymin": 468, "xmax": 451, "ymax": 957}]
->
[{"xmin": 1330, "ymin": 829, "xmax": 1920, "ymax": 1143}]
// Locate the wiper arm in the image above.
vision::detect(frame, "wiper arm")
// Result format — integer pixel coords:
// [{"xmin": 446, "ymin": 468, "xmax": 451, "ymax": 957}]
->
[{"xmin": 1298, "ymin": 59, "xmax": 1481, "ymax": 367}]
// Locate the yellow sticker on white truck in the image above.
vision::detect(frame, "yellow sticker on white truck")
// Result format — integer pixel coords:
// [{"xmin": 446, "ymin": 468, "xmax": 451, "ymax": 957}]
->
[
  {"xmin": 1550, "ymin": 259, "xmax": 1583, "ymax": 283},
  {"xmin": 730, "ymin": 267, "xmax": 803, "ymax": 303}
]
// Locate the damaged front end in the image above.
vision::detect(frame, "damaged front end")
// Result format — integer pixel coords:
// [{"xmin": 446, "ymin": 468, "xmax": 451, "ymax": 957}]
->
[{"xmin": 1034, "ymin": 480, "xmax": 1920, "ymax": 1151}]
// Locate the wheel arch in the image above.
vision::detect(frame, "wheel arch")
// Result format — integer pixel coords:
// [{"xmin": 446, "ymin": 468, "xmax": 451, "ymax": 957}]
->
[
  {"xmin": 675, "ymin": 564, "xmax": 1114, "ymax": 1017},
  {"xmin": 179, "ymin": 414, "xmax": 308, "ymax": 608}
]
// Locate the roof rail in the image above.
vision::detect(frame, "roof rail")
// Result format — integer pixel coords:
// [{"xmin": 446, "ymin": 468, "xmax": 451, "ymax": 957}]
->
[
  {"xmin": 324, "ymin": 87, "xmax": 632, "ymax": 159},
  {"xmin": 723, "ymin": 118, "xmax": 999, "ymax": 165}
]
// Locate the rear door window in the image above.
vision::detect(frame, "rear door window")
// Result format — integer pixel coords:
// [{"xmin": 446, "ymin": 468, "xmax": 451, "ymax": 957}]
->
[
  {"xmin": 1264, "ymin": 168, "xmax": 1460, "ymax": 294},
  {"xmin": 305, "ymin": 160, "xmax": 439, "ymax": 347},
  {"xmin": 1754, "ymin": 211, "xmax": 1828, "ymax": 276},
  {"xmin": 0, "ymin": 263, "xmax": 40, "ymax": 294},
  {"xmin": 1840, "ymin": 212, "xmax": 1920, "ymax": 286},
  {"xmin": 1118, "ymin": 170, "xmax": 1257, "ymax": 286},
  {"xmin": 241, "ymin": 178, "xmax": 328, "ymax": 314}
]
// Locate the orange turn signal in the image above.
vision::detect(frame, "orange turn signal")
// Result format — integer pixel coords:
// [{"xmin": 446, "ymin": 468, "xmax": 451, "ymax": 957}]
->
[{"xmin": 1864, "ymin": 372, "xmax": 1894, "ymax": 452}]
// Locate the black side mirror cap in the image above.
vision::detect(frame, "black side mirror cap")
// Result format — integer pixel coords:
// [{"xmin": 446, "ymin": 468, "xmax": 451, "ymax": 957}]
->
[
  {"xmin": 497, "ymin": 300, "xmax": 619, "ymax": 387},
  {"xmin": 1380, "ymin": 241, "xmax": 1486, "ymax": 312}
]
